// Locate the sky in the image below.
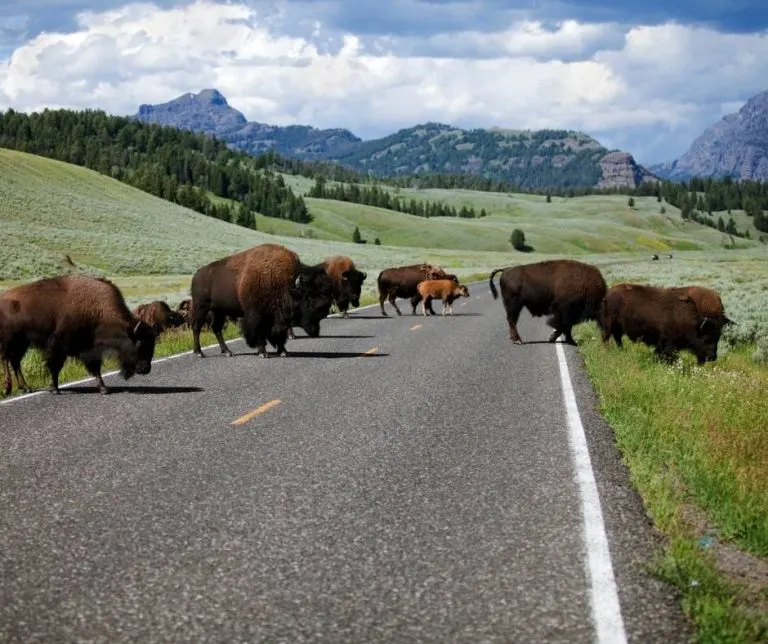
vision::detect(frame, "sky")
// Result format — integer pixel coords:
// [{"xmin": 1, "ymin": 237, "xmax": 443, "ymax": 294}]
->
[{"xmin": 1, "ymin": 1, "xmax": 767, "ymax": 164}]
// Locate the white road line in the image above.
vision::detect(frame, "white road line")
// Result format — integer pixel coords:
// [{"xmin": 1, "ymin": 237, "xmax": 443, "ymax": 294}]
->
[
  {"xmin": 1, "ymin": 302, "xmax": 382, "ymax": 407},
  {"xmin": 555, "ymin": 341, "xmax": 627, "ymax": 644}
]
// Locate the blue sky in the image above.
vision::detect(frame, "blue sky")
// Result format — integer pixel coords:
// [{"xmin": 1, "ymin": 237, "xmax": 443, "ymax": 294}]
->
[{"xmin": 1, "ymin": 0, "xmax": 768, "ymax": 163}]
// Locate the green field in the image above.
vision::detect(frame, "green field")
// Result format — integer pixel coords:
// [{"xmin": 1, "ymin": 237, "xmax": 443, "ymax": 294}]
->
[{"xmin": 2, "ymin": 147, "xmax": 768, "ymax": 641}]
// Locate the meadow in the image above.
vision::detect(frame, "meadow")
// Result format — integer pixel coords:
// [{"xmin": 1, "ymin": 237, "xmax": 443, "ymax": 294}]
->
[{"xmin": 2, "ymin": 147, "xmax": 767, "ymax": 641}]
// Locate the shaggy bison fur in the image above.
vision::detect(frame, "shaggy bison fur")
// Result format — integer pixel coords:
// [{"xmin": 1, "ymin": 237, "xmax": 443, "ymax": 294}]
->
[
  {"xmin": 489, "ymin": 260, "xmax": 607, "ymax": 344},
  {"xmin": 0, "ymin": 275, "xmax": 157, "ymax": 395},
  {"xmin": 597, "ymin": 283, "xmax": 729, "ymax": 364},
  {"xmin": 321, "ymin": 255, "xmax": 367, "ymax": 318},
  {"xmin": 190, "ymin": 243, "xmax": 334, "ymax": 358}
]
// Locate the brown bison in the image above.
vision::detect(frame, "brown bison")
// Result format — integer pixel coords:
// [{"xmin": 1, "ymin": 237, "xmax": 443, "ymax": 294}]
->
[
  {"xmin": 133, "ymin": 300, "xmax": 185, "ymax": 335},
  {"xmin": 416, "ymin": 280, "xmax": 470, "ymax": 316},
  {"xmin": 190, "ymin": 243, "xmax": 334, "ymax": 358},
  {"xmin": 377, "ymin": 263, "xmax": 450, "ymax": 316},
  {"xmin": 0, "ymin": 275, "xmax": 157, "ymax": 395},
  {"xmin": 410, "ymin": 273, "xmax": 460, "ymax": 316},
  {"xmin": 1, "ymin": 298, "xmax": 23, "ymax": 395},
  {"xmin": 597, "ymin": 283, "xmax": 729, "ymax": 364},
  {"xmin": 321, "ymin": 255, "xmax": 367, "ymax": 318},
  {"xmin": 489, "ymin": 260, "xmax": 607, "ymax": 344}
]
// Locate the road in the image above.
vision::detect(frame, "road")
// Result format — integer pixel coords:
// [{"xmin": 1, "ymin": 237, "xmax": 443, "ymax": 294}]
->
[{"xmin": 0, "ymin": 285, "xmax": 691, "ymax": 643}]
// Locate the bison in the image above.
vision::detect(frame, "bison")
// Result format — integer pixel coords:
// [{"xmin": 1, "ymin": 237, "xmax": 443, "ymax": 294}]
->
[
  {"xmin": 597, "ymin": 283, "xmax": 728, "ymax": 364},
  {"xmin": 321, "ymin": 255, "xmax": 367, "ymax": 318},
  {"xmin": 377, "ymin": 263, "xmax": 450, "ymax": 316},
  {"xmin": 133, "ymin": 300, "xmax": 185, "ymax": 335},
  {"xmin": 489, "ymin": 260, "xmax": 607, "ymax": 345},
  {"xmin": 190, "ymin": 243, "xmax": 334, "ymax": 358},
  {"xmin": 416, "ymin": 279, "xmax": 470, "ymax": 316},
  {"xmin": 0, "ymin": 275, "xmax": 157, "ymax": 395}
]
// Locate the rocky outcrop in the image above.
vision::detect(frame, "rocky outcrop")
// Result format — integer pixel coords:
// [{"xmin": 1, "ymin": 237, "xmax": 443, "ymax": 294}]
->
[
  {"xmin": 598, "ymin": 151, "xmax": 658, "ymax": 188},
  {"xmin": 651, "ymin": 89, "xmax": 768, "ymax": 181}
]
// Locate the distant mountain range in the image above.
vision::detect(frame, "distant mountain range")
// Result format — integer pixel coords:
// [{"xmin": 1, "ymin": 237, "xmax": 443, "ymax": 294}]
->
[
  {"xmin": 134, "ymin": 89, "xmax": 655, "ymax": 190},
  {"xmin": 649, "ymin": 89, "xmax": 768, "ymax": 181}
]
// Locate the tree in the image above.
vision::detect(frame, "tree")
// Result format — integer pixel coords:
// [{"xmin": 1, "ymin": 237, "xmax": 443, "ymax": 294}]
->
[
  {"xmin": 545, "ymin": 194, "xmax": 552, "ymax": 203},
  {"xmin": 510, "ymin": 229, "xmax": 527, "ymax": 251},
  {"xmin": 660, "ymin": 205, "xmax": 666, "ymax": 214},
  {"xmin": 628, "ymin": 196, "xmax": 635, "ymax": 208},
  {"xmin": 352, "ymin": 226, "xmax": 364, "ymax": 243},
  {"xmin": 374, "ymin": 237, "xmax": 381, "ymax": 245}
]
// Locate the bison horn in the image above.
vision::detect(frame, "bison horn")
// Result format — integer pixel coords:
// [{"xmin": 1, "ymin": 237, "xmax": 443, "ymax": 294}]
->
[
  {"xmin": 133, "ymin": 320, "xmax": 143, "ymax": 336},
  {"xmin": 295, "ymin": 274, "xmax": 303, "ymax": 288},
  {"xmin": 362, "ymin": 271, "xmax": 367, "ymax": 280}
]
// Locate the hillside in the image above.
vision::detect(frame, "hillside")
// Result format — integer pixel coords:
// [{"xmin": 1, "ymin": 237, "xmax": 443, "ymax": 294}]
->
[
  {"xmin": 650, "ymin": 89, "xmax": 768, "ymax": 181},
  {"xmin": 134, "ymin": 89, "xmax": 655, "ymax": 190},
  {"xmin": 0, "ymin": 149, "xmax": 508, "ymax": 291}
]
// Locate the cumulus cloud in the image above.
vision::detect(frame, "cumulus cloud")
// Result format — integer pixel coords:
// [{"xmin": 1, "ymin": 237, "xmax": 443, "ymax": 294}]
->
[{"xmin": 0, "ymin": 0, "xmax": 767, "ymax": 162}]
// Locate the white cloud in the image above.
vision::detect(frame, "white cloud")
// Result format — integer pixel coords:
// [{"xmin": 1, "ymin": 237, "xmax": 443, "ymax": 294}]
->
[{"xmin": 0, "ymin": 0, "xmax": 767, "ymax": 162}]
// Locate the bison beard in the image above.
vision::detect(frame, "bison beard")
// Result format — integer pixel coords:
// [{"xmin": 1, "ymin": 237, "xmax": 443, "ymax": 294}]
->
[
  {"xmin": 489, "ymin": 260, "xmax": 607, "ymax": 345},
  {"xmin": 0, "ymin": 275, "xmax": 157, "ymax": 395},
  {"xmin": 191, "ymin": 244, "xmax": 334, "ymax": 358}
]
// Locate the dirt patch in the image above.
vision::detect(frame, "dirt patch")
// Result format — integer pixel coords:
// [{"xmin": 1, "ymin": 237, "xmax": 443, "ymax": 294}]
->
[{"xmin": 681, "ymin": 504, "xmax": 768, "ymax": 612}]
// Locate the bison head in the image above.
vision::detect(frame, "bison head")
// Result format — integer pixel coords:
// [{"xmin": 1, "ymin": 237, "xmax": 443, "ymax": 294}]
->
[
  {"xmin": 291, "ymin": 266, "xmax": 334, "ymax": 338},
  {"xmin": 339, "ymin": 268, "xmax": 367, "ymax": 309},
  {"xmin": 456, "ymin": 284, "xmax": 470, "ymax": 298},
  {"xmin": 122, "ymin": 320, "xmax": 157, "ymax": 378}
]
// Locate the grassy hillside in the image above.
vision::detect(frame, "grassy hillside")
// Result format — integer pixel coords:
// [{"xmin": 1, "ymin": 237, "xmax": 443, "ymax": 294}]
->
[
  {"xmin": 0, "ymin": 148, "xmax": 506, "ymax": 304},
  {"xmin": 283, "ymin": 174, "xmax": 761, "ymax": 254}
]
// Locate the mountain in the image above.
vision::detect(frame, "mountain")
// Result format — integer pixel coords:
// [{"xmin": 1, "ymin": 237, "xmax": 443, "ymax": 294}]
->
[
  {"xmin": 650, "ymin": 90, "xmax": 768, "ymax": 181},
  {"xmin": 135, "ymin": 89, "xmax": 655, "ymax": 189}
]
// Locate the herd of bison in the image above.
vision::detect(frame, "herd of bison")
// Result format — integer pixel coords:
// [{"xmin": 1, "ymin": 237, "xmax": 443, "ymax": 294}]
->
[{"xmin": 0, "ymin": 243, "xmax": 733, "ymax": 396}]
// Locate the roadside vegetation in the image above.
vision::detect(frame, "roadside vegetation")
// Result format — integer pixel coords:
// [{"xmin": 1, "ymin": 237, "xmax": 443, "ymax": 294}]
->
[{"xmin": 576, "ymin": 255, "xmax": 768, "ymax": 642}]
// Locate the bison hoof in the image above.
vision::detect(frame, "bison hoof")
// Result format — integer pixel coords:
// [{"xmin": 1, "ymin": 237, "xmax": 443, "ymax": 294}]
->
[
  {"xmin": 49, "ymin": 387, "xmax": 61, "ymax": 395},
  {"xmin": 222, "ymin": 350, "xmax": 233, "ymax": 357},
  {"xmin": 258, "ymin": 353, "xmax": 269, "ymax": 359},
  {"xmin": 511, "ymin": 339, "xmax": 523, "ymax": 345},
  {"xmin": 194, "ymin": 351, "xmax": 205, "ymax": 358},
  {"xmin": 99, "ymin": 386, "xmax": 109, "ymax": 395}
]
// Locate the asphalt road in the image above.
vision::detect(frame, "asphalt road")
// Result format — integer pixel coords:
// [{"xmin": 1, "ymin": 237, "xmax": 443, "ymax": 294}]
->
[{"xmin": 0, "ymin": 286, "xmax": 691, "ymax": 643}]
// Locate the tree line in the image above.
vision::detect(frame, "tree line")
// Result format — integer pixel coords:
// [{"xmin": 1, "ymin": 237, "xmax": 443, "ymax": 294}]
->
[
  {"xmin": 307, "ymin": 177, "xmax": 486, "ymax": 218},
  {"xmin": 0, "ymin": 108, "xmax": 311, "ymax": 227}
]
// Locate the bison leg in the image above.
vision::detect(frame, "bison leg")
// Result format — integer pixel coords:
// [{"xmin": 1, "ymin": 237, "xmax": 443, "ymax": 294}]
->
[
  {"xmin": 192, "ymin": 305, "xmax": 210, "ymax": 358},
  {"xmin": 44, "ymin": 349, "xmax": 66, "ymax": 395},
  {"xmin": 269, "ymin": 331, "xmax": 289, "ymax": 357},
  {"xmin": 210, "ymin": 310, "xmax": 233, "ymax": 357},
  {"xmin": 83, "ymin": 357, "xmax": 108, "ymax": 394},
  {"xmin": 410, "ymin": 293, "xmax": 421, "ymax": 315},
  {"xmin": 388, "ymin": 292, "xmax": 403, "ymax": 316},
  {"xmin": 503, "ymin": 299, "xmax": 524, "ymax": 344},
  {"xmin": 379, "ymin": 291, "xmax": 389, "ymax": 316}
]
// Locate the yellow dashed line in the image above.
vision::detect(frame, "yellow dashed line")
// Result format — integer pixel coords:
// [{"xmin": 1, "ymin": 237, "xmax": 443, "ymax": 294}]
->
[
  {"xmin": 410, "ymin": 324, "xmax": 423, "ymax": 330},
  {"xmin": 362, "ymin": 347, "xmax": 379, "ymax": 356},
  {"xmin": 231, "ymin": 399, "xmax": 282, "ymax": 426}
]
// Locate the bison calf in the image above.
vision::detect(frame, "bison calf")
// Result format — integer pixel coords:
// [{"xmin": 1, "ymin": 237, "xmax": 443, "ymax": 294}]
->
[
  {"xmin": 0, "ymin": 275, "xmax": 157, "ymax": 395},
  {"xmin": 489, "ymin": 260, "xmax": 606, "ymax": 345},
  {"xmin": 417, "ymin": 280, "xmax": 470, "ymax": 316}
]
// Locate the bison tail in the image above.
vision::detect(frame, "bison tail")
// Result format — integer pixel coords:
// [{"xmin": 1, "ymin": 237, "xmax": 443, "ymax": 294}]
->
[{"xmin": 489, "ymin": 268, "xmax": 505, "ymax": 300}]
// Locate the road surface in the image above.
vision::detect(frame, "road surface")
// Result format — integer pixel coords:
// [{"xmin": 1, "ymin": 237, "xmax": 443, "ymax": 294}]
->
[{"xmin": 0, "ymin": 286, "xmax": 691, "ymax": 642}]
